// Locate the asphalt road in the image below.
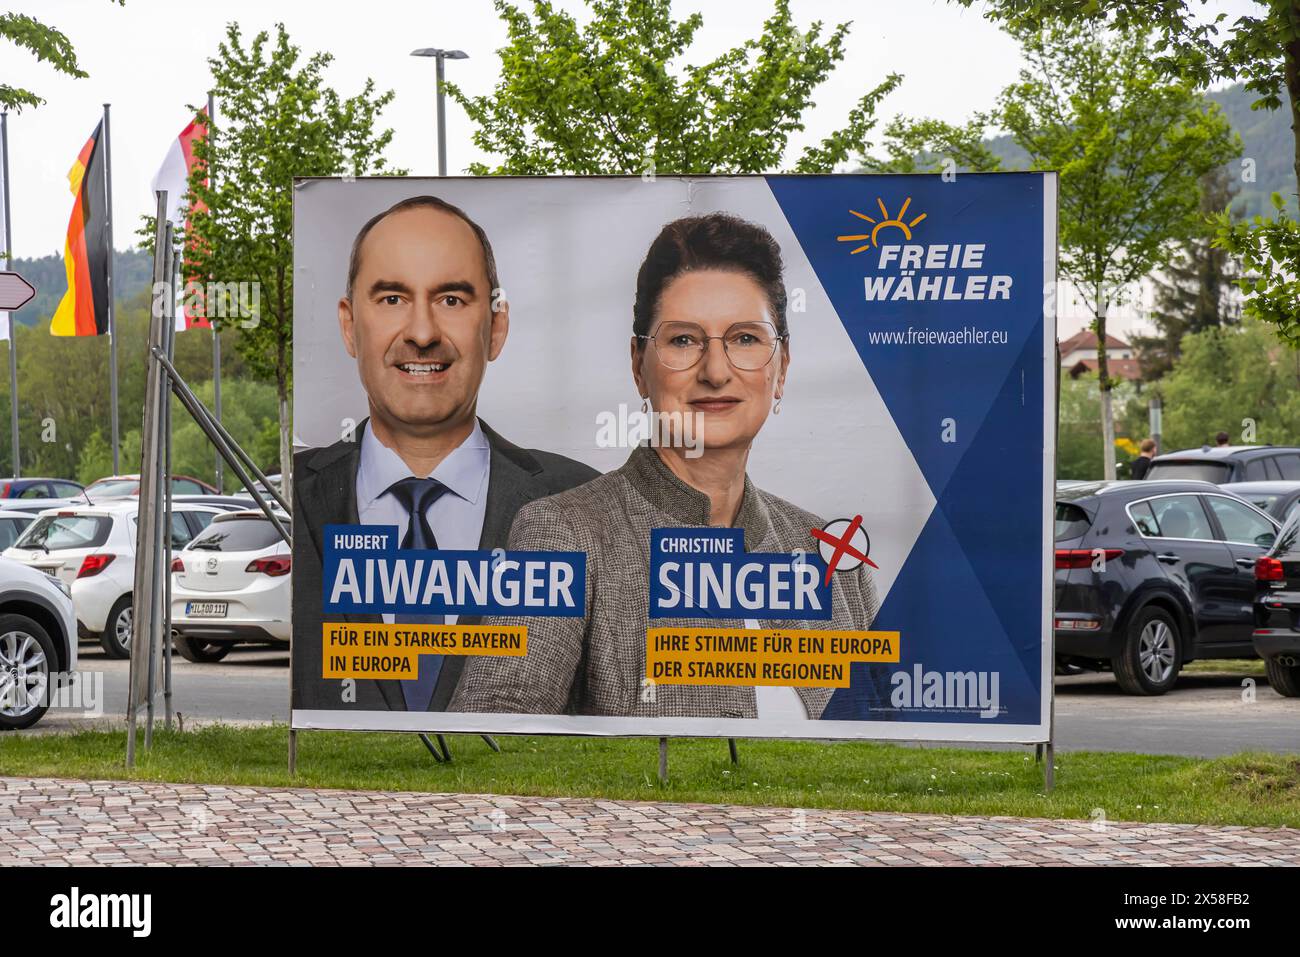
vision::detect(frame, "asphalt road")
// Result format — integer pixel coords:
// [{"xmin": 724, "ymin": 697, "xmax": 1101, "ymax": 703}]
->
[{"xmin": 22, "ymin": 646, "xmax": 1300, "ymax": 757}]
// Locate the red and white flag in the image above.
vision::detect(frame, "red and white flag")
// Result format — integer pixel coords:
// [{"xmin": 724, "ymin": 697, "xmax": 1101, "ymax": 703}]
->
[{"xmin": 151, "ymin": 106, "xmax": 208, "ymax": 330}]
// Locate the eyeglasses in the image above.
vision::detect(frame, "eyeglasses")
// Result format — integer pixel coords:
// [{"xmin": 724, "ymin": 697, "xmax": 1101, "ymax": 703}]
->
[{"xmin": 636, "ymin": 321, "xmax": 787, "ymax": 371}]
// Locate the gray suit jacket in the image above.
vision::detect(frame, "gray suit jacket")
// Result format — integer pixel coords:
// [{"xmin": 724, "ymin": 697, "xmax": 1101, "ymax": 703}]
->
[
  {"xmin": 450, "ymin": 444, "xmax": 890, "ymax": 720},
  {"xmin": 291, "ymin": 418, "xmax": 599, "ymax": 713}
]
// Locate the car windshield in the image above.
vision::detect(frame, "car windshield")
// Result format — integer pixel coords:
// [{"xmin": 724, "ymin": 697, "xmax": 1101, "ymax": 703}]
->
[
  {"xmin": 1145, "ymin": 461, "xmax": 1231, "ymax": 483},
  {"xmin": 86, "ymin": 479, "xmax": 139, "ymax": 498},
  {"xmin": 187, "ymin": 517, "xmax": 286, "ymax": 552},
  {"xmin": 14, "ymin": 514, "xmax": 111, "ymax": 551}
]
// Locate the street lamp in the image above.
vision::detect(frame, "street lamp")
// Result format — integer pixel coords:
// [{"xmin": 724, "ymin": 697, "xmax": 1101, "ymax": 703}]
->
[{"xmin": 411, "ymin": 48, "xmax": 469, "ymax": 176}]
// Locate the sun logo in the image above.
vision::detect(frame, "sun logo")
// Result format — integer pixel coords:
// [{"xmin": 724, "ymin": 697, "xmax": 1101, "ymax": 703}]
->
[{"xmin": 837, "ymin": 197, "xmax": 927, "ymax": 254}]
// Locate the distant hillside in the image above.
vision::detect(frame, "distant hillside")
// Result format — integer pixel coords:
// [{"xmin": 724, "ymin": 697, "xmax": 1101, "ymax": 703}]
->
[
  {"xmin": 5, "ymin": 247, "xmax": 153, "ymax": 327},
  {"xmin": 1205, "ymin": 83, "xmax": 1296, "ymax": 217},
  {"xmin": 978, "ymin": 82, "xmax": 1296, "ymax": 217}
]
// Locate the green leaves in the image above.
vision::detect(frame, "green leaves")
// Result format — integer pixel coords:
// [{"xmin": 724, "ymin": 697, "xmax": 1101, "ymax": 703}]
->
[
  {"xmin": 1213, "ymin": 205, "xmax": 1300, "ymax": 343},
  {"xmin": 0, "ymin": 7, "xmax": 121, "ymax": 112},
  {"xmin": 999, "ymin": 22, "xmax": 1240, "ymax": 323},
  {"xmin": 175, "ymin": 22, "xmax": 399, "ymax": 481},
  {"xmin": 451, "ymin": 0, "xmax": 900, "ymax": 175}
]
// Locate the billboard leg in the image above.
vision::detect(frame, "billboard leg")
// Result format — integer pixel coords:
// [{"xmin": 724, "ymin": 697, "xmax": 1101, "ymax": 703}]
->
[
  {"xmin": 1035, "ymin": 742, "xmax": 1043, "ymax": 763},
  {"xmin": 288, "ymin": 728, "xmax": 297, "ymax": 775},
  {"xmin": 728, "ymin": 738, "xmax": 738, "ymax": 765},
  {"xmin": 658, "ymin": 737, "xmax": 668, "ymax": 784},
  {"xmin": 418, "ymin": 733, "xmax": 446, "ymax": 763},
  {"xmin": 436, "ymin": 734, "xmax": 452, "ymax": 761},
  {"xmin": 1044, "ymin": 740, "xmax": 1055, "ymax": 793},
  {"xmin": 481, "ymin": 734, "xmax": 501, "ymax": 753}
]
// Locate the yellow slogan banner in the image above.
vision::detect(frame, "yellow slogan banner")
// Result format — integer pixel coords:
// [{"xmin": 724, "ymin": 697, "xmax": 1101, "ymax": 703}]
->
[
  {"xmin": 646, "ymin": 627, "xmax": 900, "ymax": 688},
  {"xmin": 321, "ymin": 622, "xmax": 527, "ymax": 680}
]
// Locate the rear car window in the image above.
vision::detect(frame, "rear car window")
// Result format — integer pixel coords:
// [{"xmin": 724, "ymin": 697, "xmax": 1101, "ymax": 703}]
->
[
  {"xmin": 187, "ymin": 517, "xmax": 284, "ymax": 552},
  {"xmin": 15, "ymin": 514, "xmax": 112, "ymax": 550},
  {"xmin": 1145, "ymin": 461, "xmax": 1231, "ymax": 483},
  {"xmin": 86, "ymin": 479, "xmax": 139, "ymax": 498},
  {"xmin": 1054, "ymin": 503, "xmax": 1090, "ymax": 541}
]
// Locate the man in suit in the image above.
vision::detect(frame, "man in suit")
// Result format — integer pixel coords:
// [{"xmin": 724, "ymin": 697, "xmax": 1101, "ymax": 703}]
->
[{"xmin": 293, "ymin": 195, "xmax": 598, "ymax": 714}]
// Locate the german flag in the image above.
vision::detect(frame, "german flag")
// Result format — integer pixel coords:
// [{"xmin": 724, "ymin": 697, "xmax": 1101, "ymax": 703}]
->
[{"xmin": 51, "ymin": 122, "xmax": 109, "ymax": 337}]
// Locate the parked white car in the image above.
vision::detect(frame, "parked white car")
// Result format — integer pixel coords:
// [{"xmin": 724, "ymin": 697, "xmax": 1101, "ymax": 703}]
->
[
  {"xmin": 0, "ymin": 554, "xmax": 77, "ymax": 730},
  {"xmin": 2, "ymin": 501, "xmax": 230, "ymax": 658},
  {"xmin": 170, "ymin": 509, "xmax": 291, "ymax": 662}
]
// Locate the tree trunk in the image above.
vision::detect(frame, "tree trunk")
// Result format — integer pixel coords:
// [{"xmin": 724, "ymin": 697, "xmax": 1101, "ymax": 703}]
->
[
  {"xmin": 1094, "ymin": 288, "xmax": 1116, "ymax": 481},
  {"xmin": 1286, "ymin": 36, "xmax": 1300, "ymax": 199}
]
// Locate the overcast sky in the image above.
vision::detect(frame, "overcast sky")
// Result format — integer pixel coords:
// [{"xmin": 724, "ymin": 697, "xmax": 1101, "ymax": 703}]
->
[{"xmin": 0, "ymin": 0, "xmax": 1259, "ymax": 257}]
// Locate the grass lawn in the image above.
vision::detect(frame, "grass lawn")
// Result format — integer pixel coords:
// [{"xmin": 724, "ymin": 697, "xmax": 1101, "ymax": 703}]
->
[
  {"xmin": 1183, "ymin": 658, "xmax": 1267, "ymax": 677},
  {"xmin": 2, "ymin": 725, "xmax": 1298, "ymax": 828}
]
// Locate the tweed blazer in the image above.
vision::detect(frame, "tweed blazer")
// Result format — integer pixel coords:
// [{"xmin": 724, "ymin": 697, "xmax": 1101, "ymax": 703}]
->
[{"xmin": 450, "ymin": 444, "xmax": 889, "ymax": 719}]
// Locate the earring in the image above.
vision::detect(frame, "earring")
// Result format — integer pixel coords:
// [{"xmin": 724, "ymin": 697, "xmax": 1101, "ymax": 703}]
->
[
  {"xmin": 641, "ymin": 396, "xmax": 650, "ymax": 415},
  {"xmin": 773, "ymin": 395, "xmax": 782, "ymax": 415}
]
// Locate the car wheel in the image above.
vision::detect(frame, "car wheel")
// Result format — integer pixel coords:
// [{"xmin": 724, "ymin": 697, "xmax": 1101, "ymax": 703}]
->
[
  {"xmin": 0, "ymin": 614, "xmax": 57, "ymax": 730},
  {"xmin": 1113, "ymin": 606, "xmax": 1182, "ymax": 695},
  {"xmin": 173, "ymin": 634, "xmax": 231, "ymax": 663},
  {"xmin": 98, "ymin": 596, "xmax": 133, "ymax": 659},
  {"xmin": 1264, "ymin": 656, "xmax": 1300, "ymax": 697}
]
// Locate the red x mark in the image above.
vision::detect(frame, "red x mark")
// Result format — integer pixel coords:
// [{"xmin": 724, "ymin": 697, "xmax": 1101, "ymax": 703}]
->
[{"xmin": 810, "ymin": 514, "xmax": 878, "ymax": 586}]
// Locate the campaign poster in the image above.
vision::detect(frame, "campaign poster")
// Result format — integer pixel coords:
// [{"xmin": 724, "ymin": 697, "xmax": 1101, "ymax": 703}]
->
[{"xmin": 290, "ymin": 173, "xmax": 1056, "ymax": 743}]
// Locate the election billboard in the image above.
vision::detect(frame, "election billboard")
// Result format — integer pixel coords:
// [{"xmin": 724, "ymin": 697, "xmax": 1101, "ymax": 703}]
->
[{"xmin": 290, "ymin": 173, "xmax": 1056, "ymax": 744}]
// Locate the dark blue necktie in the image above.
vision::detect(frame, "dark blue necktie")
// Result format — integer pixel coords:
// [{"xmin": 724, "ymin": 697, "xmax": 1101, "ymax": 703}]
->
[{"xmin": 387, "ymin": 477, "xmax": 450, "ymax": 711}]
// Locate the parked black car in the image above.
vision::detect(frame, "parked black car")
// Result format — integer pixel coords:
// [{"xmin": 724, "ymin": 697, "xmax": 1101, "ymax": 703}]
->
[
  {"xmin": 1055, "ymin": 480, "xmax": 1280, "ymax": 694},
  {"xmin": 1144, "ymin": 445, "xmax": 1300, "ymax": 484},
  {"xmin": 1220, "ymin": 481, "xmax": 1300, "ymax": 524},
  {"xmin": 1251, "ymin": 511, "xmax": 1300, "ymax": 697}
]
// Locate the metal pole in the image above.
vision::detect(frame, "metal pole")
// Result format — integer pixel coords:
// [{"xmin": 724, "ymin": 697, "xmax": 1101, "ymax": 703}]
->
[
  {"xmin": 658, "ymin": 737, "xmax": 668, "ymax": 785},
  {"xmin": 435, "ymin": 54, "xmax": 447, "ymax": 176},
  {"xmin": 208, "ymin": 91, "xmax": 223, "ymax": 492},
  {"xmin": 127, "ymin": 191, "xmax": 171, "ymax": 768},
  {"xmin": 146, "ymin": 227, "xmax": 175, "ymax": 751},
  {"xmin": 1, "ymin": 113, "xmax": 18, "ymax": 478},
  {"xmin": 163, "ymin": 240, "xmax": 178, "ymax": 731},
  {"xmin": 103, "ymin": 104, "xmax": 120, "ymax": 474}
]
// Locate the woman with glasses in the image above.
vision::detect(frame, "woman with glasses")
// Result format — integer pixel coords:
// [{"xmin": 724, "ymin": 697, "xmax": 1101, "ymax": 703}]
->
[{"xmin": 451, "ymin": 212, "xmax": 889, "ymax": 720}]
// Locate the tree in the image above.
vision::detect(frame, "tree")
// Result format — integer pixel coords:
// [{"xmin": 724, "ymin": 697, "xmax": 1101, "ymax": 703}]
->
[
  {"xmin": 1120, "ymin": 318, "xmax": 1300, "ymax": 450},
  {"xmin": 860, "ymin": 116, "xmax": 1004, "ymax": 174},
  {"xmin": 448, "ymin": 0, "xmax": 903, "ymax": 175},
  {"xmin": 997, "ymin": 22, "xmax": 1239, "ymax": 478},
  {"xmin": 0, "ymin": 3, "xmax": 122, "ymax": 113},
  {"xmin": 1058, "ymin": 372, "xmax": 1142, "ymax": 479},
  {"xmin": 1133, "ymin": 166, "xmax": 1243, "ymax": 379},
  {"xmin": 955, "ymin": 0, "xmax": 1300, "ymax": 366},
  {"xmin": 1212, "ymin": 193, "xmax": 1300, "ymax": 340},
  {"xmin": 184, "ymin": 23, "xmax": 400, "ymax": 491}
]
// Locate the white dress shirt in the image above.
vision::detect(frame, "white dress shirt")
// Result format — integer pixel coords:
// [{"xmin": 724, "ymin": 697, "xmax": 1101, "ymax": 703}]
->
[{"xmin": 355, "ymin": 419, "xmax": 491, "ymax": 624}]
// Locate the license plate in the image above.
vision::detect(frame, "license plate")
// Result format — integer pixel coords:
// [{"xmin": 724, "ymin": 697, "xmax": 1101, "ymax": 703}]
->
[{"xmin": 185, "ymin": 601, "xmax": 228, "ymax": 618}]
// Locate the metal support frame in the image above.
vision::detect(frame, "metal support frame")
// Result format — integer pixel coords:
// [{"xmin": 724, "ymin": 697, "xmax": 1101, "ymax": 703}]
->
[{"xmin": 127, "ymin": 190, "xmax": 289, "ymax": 764}]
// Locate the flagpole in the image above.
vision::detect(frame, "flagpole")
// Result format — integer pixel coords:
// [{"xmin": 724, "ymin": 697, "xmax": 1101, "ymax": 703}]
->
[
  {"xmin": 1, "ymin": 112, "xmax": 19, "ymax": 478},
  {"xmin": 208, "ymin": 91, "xmax": 223, "ymax": 492},
  {"xmin": 103, "ymin": 103, "xmax": 120, "ymax": 474}
]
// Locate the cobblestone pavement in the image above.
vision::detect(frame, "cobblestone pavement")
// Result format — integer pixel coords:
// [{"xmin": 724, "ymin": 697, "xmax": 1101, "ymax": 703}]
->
[{"xmin": 2, "ymin": 776, "xmax": 1296, "ymax": 866}]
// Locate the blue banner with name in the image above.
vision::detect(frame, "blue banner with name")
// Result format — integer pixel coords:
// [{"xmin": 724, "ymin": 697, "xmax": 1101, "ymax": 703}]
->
[
  {"xmin": 322, "ymin": 524, "xmax": 587, "ymax": 618},
  {"xmin": 649, "ymin": 527, "xmax": 832, "ymax": 620}
]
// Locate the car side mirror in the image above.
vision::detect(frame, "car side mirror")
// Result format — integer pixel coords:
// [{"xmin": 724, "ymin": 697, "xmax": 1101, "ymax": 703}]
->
[{"xmin": 1257, "ymin": 532, "xmax": 1276, "ymax": 549}]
